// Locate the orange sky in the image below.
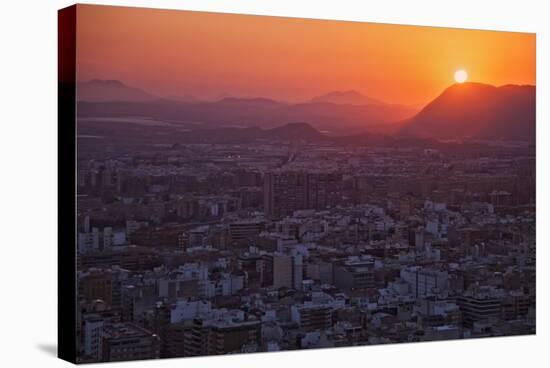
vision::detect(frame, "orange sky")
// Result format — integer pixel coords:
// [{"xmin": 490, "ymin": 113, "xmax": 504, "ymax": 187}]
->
[{"xmin": 75, "ymin": 4, "xmax": 536, "ymax": 106}]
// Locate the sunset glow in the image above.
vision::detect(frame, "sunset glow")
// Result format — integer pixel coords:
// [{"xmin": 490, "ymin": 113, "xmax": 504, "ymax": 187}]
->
[{"xmin": 75, "ymin": 5, "xmax": 536, "ymax": 105}]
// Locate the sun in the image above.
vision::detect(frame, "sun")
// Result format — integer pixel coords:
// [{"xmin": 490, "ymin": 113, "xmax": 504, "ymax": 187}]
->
[{"xmin": 454, "ymin": 69, "xmax": 468, "ymax": 83}]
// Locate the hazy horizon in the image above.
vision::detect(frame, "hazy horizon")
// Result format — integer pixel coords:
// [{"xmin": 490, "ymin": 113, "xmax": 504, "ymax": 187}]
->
[
  {"xmin": 75, "ymin": 5, "xmax": 535, "ymax": 106},
  {"xmin": 77, "ymin": 78, "xmax": 536, "ymax": 108}
]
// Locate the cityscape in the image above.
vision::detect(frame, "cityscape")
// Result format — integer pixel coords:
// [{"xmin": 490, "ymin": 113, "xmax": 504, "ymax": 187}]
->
[{"xmin": 73, "ymin": 5, "xmax": 535, "ymax": 363}]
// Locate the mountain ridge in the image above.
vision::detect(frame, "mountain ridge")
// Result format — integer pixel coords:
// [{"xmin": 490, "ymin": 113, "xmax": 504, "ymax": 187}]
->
[
  {"xmin": 77, "ymin": 79, "xmax": 160, "ymax": 102},
  {"xmin": 399, "ymin": 82, "xmax": 535, "ymax": 141},
  {"xmin": 77, "ymin": 79, "xmax": 535, "ymax": 141},
  {"xmin": 77, "ymin": 81, "xmax": 416, "ymax": 134}
]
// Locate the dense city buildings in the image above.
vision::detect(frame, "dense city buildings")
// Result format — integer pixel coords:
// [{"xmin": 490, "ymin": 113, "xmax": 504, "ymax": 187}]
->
[{"xmin": 75, "ymin": 124, "xmax": 536, "ymax": 362}]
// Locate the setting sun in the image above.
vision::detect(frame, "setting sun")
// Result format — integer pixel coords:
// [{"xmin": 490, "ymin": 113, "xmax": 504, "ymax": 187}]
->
[{"xmin": 454, "ymin": 69, "xmax": 468, "ymax": 83}]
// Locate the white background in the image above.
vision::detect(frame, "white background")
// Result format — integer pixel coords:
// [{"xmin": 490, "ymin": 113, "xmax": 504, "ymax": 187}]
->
[{"xmin": 0, "ymin": 0, "xmax": 548, "ymax": 366}]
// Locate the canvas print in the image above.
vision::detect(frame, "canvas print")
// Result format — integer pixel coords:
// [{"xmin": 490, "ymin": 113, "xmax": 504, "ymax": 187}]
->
[{"xmin": 59, "ymin": 4, "xmax": 536, "ymax": 363}]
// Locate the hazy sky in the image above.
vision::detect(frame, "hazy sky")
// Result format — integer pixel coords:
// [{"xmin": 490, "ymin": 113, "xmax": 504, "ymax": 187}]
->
[{"xmin": 76, "ymin": 4, "xmax": 536, "ymax": 105}]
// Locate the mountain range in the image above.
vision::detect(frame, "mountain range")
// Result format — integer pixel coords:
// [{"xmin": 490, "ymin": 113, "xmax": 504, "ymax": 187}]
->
[
  {"xmin": 76, "ymin": 79, "xmax": 160, "ymax": 102},
  {"xmin": 400, "ymin": 82, "xmax": 535, "ymax": 141},
  {"xmin": 77, "ymin": 80, "xmax": 416, "ymax": 134},
  {"xmin": 77, "ymin": 79, "xmax": 536, "ymax": 141}
]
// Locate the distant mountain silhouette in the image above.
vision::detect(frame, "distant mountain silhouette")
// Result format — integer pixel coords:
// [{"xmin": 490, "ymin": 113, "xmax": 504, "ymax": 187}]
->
[
  {"xmin": 170, "ymin": 122, "xmax": 326, "ymax": 143},
  {"xmin": 400, "ymin": 82, "xmax": 535, "ymax": 141},
  {"xmin": 77, "ymin": 79, "xmax": 160, "ymax": 102},
  {"xmin": 78, "ymin": 87, "xmax": 416, "ymax": 134},
  {"xmin": 310, "ymin": 90, "xmax": 383, "ymax": 106}
]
